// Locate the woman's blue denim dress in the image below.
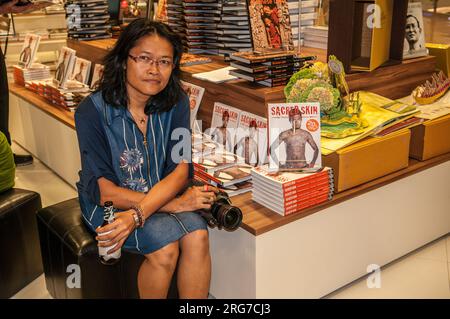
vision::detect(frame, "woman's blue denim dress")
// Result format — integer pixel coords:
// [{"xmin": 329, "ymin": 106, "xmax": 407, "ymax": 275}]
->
[{"xmin": 74, "ymin": 91, "xmax": 206, "ymax": 254}]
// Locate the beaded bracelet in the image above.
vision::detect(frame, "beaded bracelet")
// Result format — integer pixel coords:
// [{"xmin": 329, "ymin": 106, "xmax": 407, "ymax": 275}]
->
[
  {"xmin": 131, "ymin": 205, "xmax": 145, "ymax": 228},
  {"xmin": 131, "ymin": 211, "xmax": 140, "ymax": 229}
]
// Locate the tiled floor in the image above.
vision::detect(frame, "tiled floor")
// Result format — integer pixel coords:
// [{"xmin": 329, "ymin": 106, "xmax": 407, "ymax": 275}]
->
[{"xmin": 9, "ymin": 143, "xmax": 450, "ymax": 299}]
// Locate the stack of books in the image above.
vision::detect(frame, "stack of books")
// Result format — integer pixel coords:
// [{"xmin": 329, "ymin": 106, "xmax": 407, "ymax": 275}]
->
[
  {"xmin": 216, "ymin": 0, "xmax": 252, "ymax": 56},
  {"xmin": 13, "ymin": 64, "xmax": 52, "ymax": 86},
  {"xmin": 167, "ymin": 0, "xmax": 186, "ymax": 41},
  {"xmin": 24, "ymin": 79, "xmax": 89, "ymax": 112},
  {"xmin": 229, "ymin": 51, "xmax": 316, "ymax": 87},
  {"xmin": 302, "ymin": 25, "xmax": 328, "ymax": 49},
  {"xmin": 25, "ymin": 79, "xmax": 53, "ymax": 97},
  {"xmin": 287, "ymin": 0, "xmax": 318, "ymax": 46},
  {"xmin": 65, "ymin": 0, "xmax": 112, "ymax": 41},
  {"xmin": 192, "ymin": 133, "xmax": 253, "ymax": 197},
  {"xmin": 43, "ymin": 80, "xmax": 90, "ymax": 111},
  {"xmin": 251, "ymin": 165, "xmax": 334, "ymax": 216},
  {"xmin": 183, "ymin": 0, "xmax": 222, "ymax": 54}
]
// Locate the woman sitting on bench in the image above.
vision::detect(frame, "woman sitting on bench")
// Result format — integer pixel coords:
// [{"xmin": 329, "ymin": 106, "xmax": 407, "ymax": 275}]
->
[{"xmin": 74, "ymin": 19, "xmax": 218, "ymax": 299}]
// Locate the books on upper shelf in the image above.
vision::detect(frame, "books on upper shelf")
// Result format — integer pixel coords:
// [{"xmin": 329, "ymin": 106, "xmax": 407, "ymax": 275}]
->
[
  {"xmin": 230, "ymin": 50, "xmax": 315, "ymax": 64},
  {"xmin": 182, "ymin": 0, "xmax": 223, "ymax": 53},
  {"xmin": 65, "ymin": 0, "xmax": 112, "ymax": 40},
  {"xmin": 403, "ymin": 1, "xmax": 428, "ymax": 60},
  {"xmin": 234, "ymin": 111, "xmax": 268, "ymax": 167},
  {"xmin": 180, "ymin": 80, "xmax": 205, "ymax": 130},
  {"xmin": 208, "ymin": 102, "xmax": 241, "ymax": 153},
  {"xmin": 228, "ymin": 51, "xmax": 314, "ymax": 87},
  {"xmin": 18, "ymin": 34, "xmax": 41, "ymax": 69},
  {"xmin": 251, "ymin": 165, "xmax": 334, "ymax": 216},
  {"xmin": 71, "ymin": 57, "xmax": 91, "ymax": 85},
  {"xmin": 268, "ymin": 102, "xmax": 321, "ymax": 172},
  {"xmin": 54, "ymin": 46, "xmax": 76, "ymax": 89},
  {"xmin": 217, "ymin": 0, "xmax": 252, "ymax": 56},
  {"xmin": 247, "ymin": 0, "xmax": 294, "ymax": 52}
]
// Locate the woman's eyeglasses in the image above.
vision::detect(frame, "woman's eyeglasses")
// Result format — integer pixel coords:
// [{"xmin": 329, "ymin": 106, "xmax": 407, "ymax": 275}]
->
[{"xmin": 128, "ymin": 54, "xmax": 173, "ymax": 70}]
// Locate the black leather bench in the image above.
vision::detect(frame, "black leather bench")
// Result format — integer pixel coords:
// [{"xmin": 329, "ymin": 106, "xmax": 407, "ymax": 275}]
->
[
  {"xmin": 0, "ymin": 188, "xmax": 43, "ymax": 298},
  {"xmin": 36, "ymin": 198, "xmax": 178, "ymax": 299}
]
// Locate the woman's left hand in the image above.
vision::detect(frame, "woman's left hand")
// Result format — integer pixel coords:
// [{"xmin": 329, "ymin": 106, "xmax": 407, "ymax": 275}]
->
[
  {"xmin": 96, "ymin": 210, "xmax": 136, "ymax": 254},
  {"xmin": 174, "ymin": 185, "xmax": 219, "ymax": 213}
]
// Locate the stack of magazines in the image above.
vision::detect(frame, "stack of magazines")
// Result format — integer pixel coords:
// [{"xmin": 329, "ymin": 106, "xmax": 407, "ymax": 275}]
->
[
  {"xmin": 229, "ymin": 51, "xmax": 316, "ymax": 87},
  {"xmin": 251, "ymin": 165, "xmax": 334, "ymax": 216},
  {"xmin": 65, "ymin": 0, "xmax": 112, "ymax": 41},
  {"xmin": 192, "ymin": 133, "xmax": 253, "ymax": 197}
]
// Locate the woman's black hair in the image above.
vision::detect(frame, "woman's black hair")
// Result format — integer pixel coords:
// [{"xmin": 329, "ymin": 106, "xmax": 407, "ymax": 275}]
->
[{"xmin": 99, "ymin": 19, "xmax": 184, "ymax": 114}]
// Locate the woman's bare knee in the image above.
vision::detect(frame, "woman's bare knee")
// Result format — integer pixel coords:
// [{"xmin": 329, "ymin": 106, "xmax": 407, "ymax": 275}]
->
[
  {"xmin": 145, "ymin": 241, "xmax": 179, "ymax": 271},
  {"xmin": 180, "ymin": 230, "xmax": 210, "ymax": 254}
]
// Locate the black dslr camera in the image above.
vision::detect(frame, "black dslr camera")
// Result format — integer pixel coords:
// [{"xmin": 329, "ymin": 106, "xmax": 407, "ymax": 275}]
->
[
  {"xmin": 190, "ymin": 180, "xmax": 243, "ymax": 231},
  {"xmin": 200, "ymin": 191, "xmax": 243, "ymax": 232}
]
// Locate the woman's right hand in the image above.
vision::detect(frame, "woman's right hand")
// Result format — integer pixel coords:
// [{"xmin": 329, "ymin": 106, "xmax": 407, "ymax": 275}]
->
[
  {"xmin": 96, "ymin": 210, "xmax": 136, "ymax": 254},
  {"xmin": 174, "ymin": 185, "xmax": 219, "ymax": 213}
]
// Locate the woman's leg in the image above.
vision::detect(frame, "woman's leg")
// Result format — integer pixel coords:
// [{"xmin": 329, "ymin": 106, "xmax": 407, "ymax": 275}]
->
[
  {"xmin": 177, "ymin": 229, "xmax": 211, "ymax": 299},
  {"xmin": 138, "ymin": 240, "xmax": 179, "ymax": 299}
]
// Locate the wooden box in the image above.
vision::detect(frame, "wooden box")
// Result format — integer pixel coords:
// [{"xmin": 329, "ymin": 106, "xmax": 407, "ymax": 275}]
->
[
  {"xmin": 410, "ymin": 114, "xmax": 450, "ymax": 161},
  {"xmin": 328, "ymin": 0, "xmax": 409, "ymax": 73},
  {"xmin": 322, "ymin": 129, "xmax": 411, "ymax": 192}
]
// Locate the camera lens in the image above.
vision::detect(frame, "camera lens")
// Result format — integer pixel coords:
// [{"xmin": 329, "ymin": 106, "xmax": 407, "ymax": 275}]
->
[{"xmin": 218, "ymin": 206, "xmax": 242, "ymax": 231}]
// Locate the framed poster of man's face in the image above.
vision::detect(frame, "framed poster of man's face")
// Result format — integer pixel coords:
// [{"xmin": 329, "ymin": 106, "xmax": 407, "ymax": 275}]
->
[{"xmin": 403, "ymin": 2, "xmax": 428, "ymax": 59}]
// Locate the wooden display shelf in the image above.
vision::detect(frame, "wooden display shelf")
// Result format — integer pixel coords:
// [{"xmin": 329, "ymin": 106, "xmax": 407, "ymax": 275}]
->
[
  {"xmin": 67, "ymin": 39, "xmax": 436, "ymax": 129},
  {"xmin": 8, "ymin": 81, "xmax": 450, "ymax": 237},
  {"xmin": 232, "ymin": 152, "xmax": 450, "ymax": 235}
]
